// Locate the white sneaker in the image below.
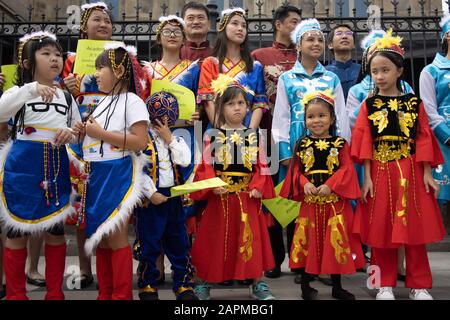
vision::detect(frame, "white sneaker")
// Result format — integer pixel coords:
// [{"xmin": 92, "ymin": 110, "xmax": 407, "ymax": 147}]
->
[
  {"xmin": 409, "ymin": 289, "xmax": 433, "ymax": 300},
  {"xmin": 376, "ymin": 287, "xmax": 395, "ymax": 300}
]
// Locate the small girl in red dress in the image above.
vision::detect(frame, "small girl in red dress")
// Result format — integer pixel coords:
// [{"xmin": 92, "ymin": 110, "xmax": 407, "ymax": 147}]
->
[
  {"xmin": 190, "ymin": 74, "xmax": 276, "ymax": 300},
  {"xmin": 280, "ymin": 89, "xmax": 365, "ymax": 300},
  {"xmin": 351, "ymin": 30, "xmax": 446, "ymax": 300}
]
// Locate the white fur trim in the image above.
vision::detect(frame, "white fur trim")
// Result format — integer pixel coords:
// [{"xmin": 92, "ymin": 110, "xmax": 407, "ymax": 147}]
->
[
  {"xmin": 84, "ymin": 153, "xmax": 153, "ymax": 255},
  {"xmin": 221, "ymin": 7, "xmax": 245, "ymax": 18},
  {"xmin": 360, "ymin": 30, "xmax": 386, "ymax": 51},
  {"xmin": 19, "ymin": 31, "xmax": 57, "ymax": 44},
  {"xmin": 66, "ymin": 145, "xmax": 86, "ymax": 174},
  {"xmin": 104, "ymin": 42, "xmax": 137, "ymax": 57},
  {"xmin": 81, "ymin": 2, "xmax": 108, "ymax": 11},
  {"xmin": 290, "ymin": 18, "xmax": 322, "ymax": 45},
  {"xmin": 158, "ymin": 15, "xmax": 186, "ymax": 29},
  {"xmin": 0, "ymin": 140, "xmax": 76, "ymax": 235}
]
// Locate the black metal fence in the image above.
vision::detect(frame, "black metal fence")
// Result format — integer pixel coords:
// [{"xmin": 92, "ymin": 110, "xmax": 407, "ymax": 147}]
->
[{"xmin": 0, "ymin": 0, "xmax": 449, "ymax": 92}]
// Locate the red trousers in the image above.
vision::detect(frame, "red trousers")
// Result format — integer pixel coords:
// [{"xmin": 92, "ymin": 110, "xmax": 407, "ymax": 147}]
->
[{"xmin": 371, "ymin": 245, "xmax": 432, "ymax": 289}]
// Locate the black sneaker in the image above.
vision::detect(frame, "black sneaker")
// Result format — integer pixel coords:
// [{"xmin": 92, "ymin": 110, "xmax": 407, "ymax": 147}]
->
[
  {"xmin": 176, "ymin": 288, "xmax": 199, "ymax": 300},
  {"xmin": 332, "ymin": 288, "xmax": 356, "ymax": 300}
]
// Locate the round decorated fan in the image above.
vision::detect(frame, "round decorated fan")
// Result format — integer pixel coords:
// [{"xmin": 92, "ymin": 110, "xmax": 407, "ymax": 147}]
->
[{"xmin": 146, "ymin": 91, "xmax": 179, "ymax": 127}]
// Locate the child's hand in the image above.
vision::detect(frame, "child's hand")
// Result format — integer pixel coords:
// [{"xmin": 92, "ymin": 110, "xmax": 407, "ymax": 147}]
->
[
  {"xmin": 153, "ymin": 118, "xmax": 173, "ymax": 145},
  {"xmin": 185, "ymin": 111, "xmax": 200, "ymax": 125},
  {"xmin": 36, "ymin": 83, "xmax": 59, "ymax": 103},
  {"xmin": 423, "ymin": 165, "xmax": 440, "ymax": 198},
  {"xmin": 54, "ymin": 128, "xmax": 73, "ymax": 146},
  {"xmin": 213, "ymin": 187, "xmax": 228, "ymax": 195},
  {"xmin": 361, "ymin": 177, "xmax": 374, "ymax": 203},
  {"xmin": 63, "ymin": 73, "xmax": 77, "ymax": 93},
  {"xmin": 249, "ymin": 189, "xmax": 262, "ymax": 198},
  {"xmin": 317, "ymin": 184, "xmax": 331, "ymax": 196},
  {"xmin": 150, "ymin": 192, "xmax": 168, "ymax": 205},
  {"xmin": 304, "ymin": 182, "xmax": 318, "ymax": 196},
  {"xmin": 72, "ymin": 121, "xmax": 86, "ymax": 139},
  {"xmin": 85, "ymin": 117, "xmax": 105, "ymax": 140}
]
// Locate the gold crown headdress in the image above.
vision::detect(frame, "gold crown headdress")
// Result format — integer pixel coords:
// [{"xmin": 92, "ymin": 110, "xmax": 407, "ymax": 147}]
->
[
  {"xmin": 301, "ymin": 89, "xmax": 335, "ymax": 107},
  {"xmin": 368, "ymin": 29, "xmax": 404, "ymax": 57}
]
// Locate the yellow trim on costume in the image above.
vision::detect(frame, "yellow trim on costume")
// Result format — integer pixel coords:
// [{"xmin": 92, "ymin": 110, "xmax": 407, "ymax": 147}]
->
[
  {"xmin": 305, "ymin": 170, "xmax": 330, "ymax": 175},
  {"xmin": 82, "ymin": 141, "xmax": 101, "ymax": 150},
  {"xmin": 139, "ymin": 285, "xmax": 157, "ymax": 293},
  {"xmin": 66, "ymin": 145, "xmax": 85, "ymax": 164},
  {"xmin": 224, "ymin": 58, "xmax": 246, "ymax": 79},
  {"xmin": 0, "ymin": 166, "xmax": 71, "ymax": 225},
  {"xmin": 374, "ymin": 136, "xmax": 414, "ymax": 144}
]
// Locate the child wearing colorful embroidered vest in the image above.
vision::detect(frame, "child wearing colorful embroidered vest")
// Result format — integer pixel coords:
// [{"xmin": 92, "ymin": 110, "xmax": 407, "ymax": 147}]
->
[
  {"xmin": 191, "ymin": 75, "xmax": 276, "ymax": 300},
  {"xmin": 351, "ymin": 30, "xmax": 446, "ymax": 300},
  {"xmin": 133, "ymin": 91, "xmax": 197, "ymax": 300},
  {"xmin": 72, "ymin": 43, "xmax": 151, "ymax": 300},
  {"xmin": 280, "ymin": 90, "xmax": 364, "ymax": 300},
  {"xmin": 0, "ymin": 31, "xmax": 81, "ymax": 300}
]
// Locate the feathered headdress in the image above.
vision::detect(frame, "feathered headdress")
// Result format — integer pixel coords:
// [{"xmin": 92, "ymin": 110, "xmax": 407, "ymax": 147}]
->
[
  {"xmin": 361, "ymin": 30, "xmax": 386, "ymax": 52},
  {"xmin": 368, "ymin": 29, "xmax": 404, "ymax": 57},
  {"xmin": 156, "ymin": 15, "xmax": 186, "ymax": 35},
  {"xmin": 18, "ymin": 31, "xmax": 58, "ymax": 66},
  {"xmin": 81, "ymin": 2, "xmax": 110, "ymax": 33},
  {"xmin": 211, "ymin": 74, "xmax": 252, "ymax": 98},
  {"xmin": 290, "ymin": 18, "xmax": 323, "ymax": 45},
  {"xmin": 440, "ymin": 13, "xmax": 450, "ymax": 41},
  {"xmin": 218, "ymin": 7, "xmax": 246, "ymax": 32},
  {"xmin": 301, "ymin": 89, "xmax": 335, "ymax": 107}
]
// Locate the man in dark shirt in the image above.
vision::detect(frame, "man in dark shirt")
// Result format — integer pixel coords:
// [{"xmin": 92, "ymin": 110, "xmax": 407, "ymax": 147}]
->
[
  {"xmin": 180, "ymin": 2, "xmax": 212, "ymax": 65},
  {"xmin": 325, "ymin": 24, "xmax": 361, "ymax": 100},
  {"xmin": 251, "ymin": 5, "xmax": 301, "ymax": 279}
]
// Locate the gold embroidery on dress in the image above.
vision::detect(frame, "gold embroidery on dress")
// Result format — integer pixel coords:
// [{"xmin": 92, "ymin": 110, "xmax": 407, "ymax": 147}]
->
[
  {"xmin": 328, "ymin": 214, "xmax": 350, "ymax": 264},
  {"xmin": 217, "ymin": 144, "xmax": 232, "ymax": 170},
  {"xmin": 331, "ymin": 137, "xmax": 344, "ymax": 148},
  {"xmin": 246, "ymin": 132, "xmax": 258, "ymax": 145},
  {"xmin": 403, "ymin": 96, "xmax": 418, "ymax": 111},
  {"xmin": 301, "ymin": 138, "xmax": 313, "ymax": 148},
  {"xmin": 368, "ymin": 108, "xmax": 389, "ymax": 133},
  {"xmin": 241, "ymin": 146, "xmax": 258, "ymax": 171},
  {"xmin": 326, "ymin": 148, "xmax": 340, "ymax": 173},
  {"xmin": 395, "ymin": 160, "xmax": 408, "ymax": 226},
  {"xmin": 373, "ymin": 98, "xmax": 385, "ymax": 109},
  {"xmin": 230, "ymin": 131, "xmax": 244, "ymax": 145},
  {"xmin": 315, "ymin": 139, "xmax": 330, "ymax": 151},
  {"xmin": 217, "ymin": 172, "xmax": 252, "ymax": 193},
  {"xmin": 398, "ymin": 111, "xmax": 417, "ymax": 137},
  {"xmin": 304, "ymin": 193, "xmax": 340, "ymax": 205},
  {"xmin": 300, "ymin": 147, "xmax": 315, "ymax": 172},
  {"xmin": 292, "ymin": 217, "xmax": 309, "ymax": 263},
  {"xmin": 373, "ymin": 141, "xmax": 412, "ymax": 163},
  {"xmin": 387, "ymin": 98, "xmax": 401, "ymax": 111}
]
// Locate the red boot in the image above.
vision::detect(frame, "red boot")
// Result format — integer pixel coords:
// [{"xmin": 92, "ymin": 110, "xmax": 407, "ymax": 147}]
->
[
  {"xmin": 111, "ymin": 246, "xmax": 133, "ymax": 300},
  {"xmin": 44, "ymin": 243, "xmax": 66, "ymax": 300},
  {"xmin": 96, "ymin": 247, "xmax": 113, "ymax": 300},
  {"xmin": 3, "ymin": 247, "xmax": 28, "ymax": 300}
]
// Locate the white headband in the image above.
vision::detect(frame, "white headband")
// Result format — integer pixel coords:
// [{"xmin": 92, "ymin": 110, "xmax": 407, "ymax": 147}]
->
[
  {"xmin": 220, "ymin": 7, "xmax": 245, "ymax": 18},
  {"xmin": 158, "ymin": 15, "xmax": 186, "ymax": 29},
  {"xmin": 81, "ymin": 2, "xmax": 108, "ymax": 11},
  {"xmin": 104, "ymin": 42, "xmax": 137, "ymax": 57},
  {"xmin": 19, "ymin": 31, "xmax": 57, "ymax": 44}
]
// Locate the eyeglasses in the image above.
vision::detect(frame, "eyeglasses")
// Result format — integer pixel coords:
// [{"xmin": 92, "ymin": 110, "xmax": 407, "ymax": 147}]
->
[
  {"xmin": 335, "ymin": 31, "xmax": 353, "ymax": 37},
  {"xmin": 28, "ymin": 102, "xmax": 69, "ymax": 115},
  {"xmin": 161, "ymin": 29, "xmax": 183, "ymax": 37}
]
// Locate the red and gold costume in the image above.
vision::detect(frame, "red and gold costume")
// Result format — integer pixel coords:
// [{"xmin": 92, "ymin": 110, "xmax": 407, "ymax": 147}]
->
[
  {"xmin": 190, "ymin": 128, "xmax": 275, "ymax": 282},
  {"xmin": 180, "ymin": 40, "xmax": 212, "ymax": 66},
  {"xmin": 280, "ymin": 136, "xmax": 365, "ymax": 275},
  {"xmin": 351, "ymin": 93, "xmax": 446, "ymax": 288}
]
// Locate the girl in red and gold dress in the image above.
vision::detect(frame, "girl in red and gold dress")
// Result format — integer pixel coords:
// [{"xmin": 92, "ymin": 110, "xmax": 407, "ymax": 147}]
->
[
  {"xmin": 191, "ymin": 75, "xmax": 276, "ymax": 300},
  {"xmin": 280, "ymin": 90, "xmax": 365, "ymax": 300},
  {"xmin": 351, "ymin": 30, "xmax": 446, "ymax": 300}
]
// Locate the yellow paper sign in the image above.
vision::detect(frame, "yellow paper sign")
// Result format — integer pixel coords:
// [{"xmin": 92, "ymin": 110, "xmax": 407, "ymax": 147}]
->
[
  {"xmin": 262, "ymin": 181, "xmax": 301, "ymax": 228},
  {"xmin": 150, "ymin": 79, "xmax": 196, "ymax": 121},
  {"xmin": 1, "ymin": 64, "xmax": 17, "ymax": 91},
  {"xmin": 170, "ymin": 177, "xmax": 228, "ymax": 198},
  {"xmin": 73, "ymin": 40, "xmax": 120, "ymax": 75}
]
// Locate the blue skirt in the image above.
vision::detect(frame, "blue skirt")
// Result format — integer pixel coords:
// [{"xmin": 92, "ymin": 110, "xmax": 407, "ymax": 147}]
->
[
  {"xmin": 433, "ymin": 139, "xmax": 450, "ymax": 201},
  {"xmin": 0, "ymin": 140, "xmax": 73, "ymax": 233},
  {"xmin": 84, "ymin": 154, "xmax": 150, "ymax": 254}
]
